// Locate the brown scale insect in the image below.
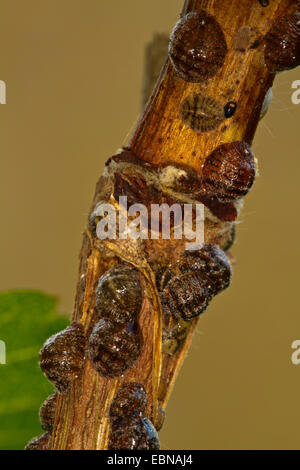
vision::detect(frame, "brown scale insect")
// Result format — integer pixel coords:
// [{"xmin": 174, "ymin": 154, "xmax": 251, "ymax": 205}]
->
[
  {"xmin": 108, "ymin": 382, "xmax": 160, "ymax": 449},
  {"xmin": 264, "ymin": 7, "xmax": 300, "ymax": 72},
  {"xmin": 109, "ymin": 382, "xmax": 148, "ymax": 423},
  {"xmin": 108, "ymin": 416, "xmax": 160, "ymax": 450},
  {"xmin": 88, "ymin": 318, "xmax": 143, "ymax": 378},
  {"xmin": 179, "ymin": 93, "xmax": 225, "ymax": 133},
  {"xmin": 39, "ymin": 392, "xmax": 58, "ymax": 432},
  {"xmin": 161, "ymin": 272, "xmax": 212, "ymax": 321},
  {"xmin": 95, "ymin": 265, "xmax": 142, "ymax": 324},
  {"xmin": 200, "ymin": 142, "xmax": 256, "ymax": 203},
  {"xmin": 25, "ymin": 433, "xmax": 50, "ymax": 450},
  {"xmin": 199, "ymin": 194, "xmax": 238, "ymax": 222},
  {"xmin": 179, "ymin": 244, "xmax": 232, "ymax": 291},
  {"xmin": 169, "ymin": 11, "xmax": 228, "ymax": 82},
  {"xmin": 160, "ymin": 244, "xmax": 232, "ymax": 321},
  {"xmin": 39, "ymin": 322, "xmax": 86, "ymax": 394}
]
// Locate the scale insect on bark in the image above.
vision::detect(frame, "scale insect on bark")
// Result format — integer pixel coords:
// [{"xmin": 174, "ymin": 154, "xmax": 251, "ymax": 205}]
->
[
  {"xmin": 108, "ymin": 383, "xmax": 160, "ymax": 450},
  {"xmin": 28, "ymin": 0, "xmax": 300, "ymax": 451},
  {"xmin": 169, "ymin": 11, "xmax": 228, "ymax": 82},
  {"xmin": 179, "ymin": 93, "xmax": 225, "ymax": 133},
  {"xmin": 264, "ymin": 5, "xmax": 300, "ymax": 72},
  {"xmin": 39, "ymin": 322, "xmax": 86, "ymax": 394},
  {"xmin": 39, "ymin": 392, "xmax": 58, "ymax": 432},
  {"xmin": 160, "ymin": 244, "xmax": 232, "ymax": 321}
]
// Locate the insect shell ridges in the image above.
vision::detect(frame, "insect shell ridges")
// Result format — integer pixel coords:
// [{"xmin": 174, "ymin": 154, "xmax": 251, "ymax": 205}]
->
[
  {"xmin": 179, "ymin": 244, "xmax": 232, "ymax": 292},
  {"xmin": 200, "ymin": 141, "xmax": 256, "ymax": 203},
  {"xmin": 39, "ymin": 392, "xmax": 58, "ymax": 432},
  {"xmin": 109, "ymin": 382, "xmax": 148, "ymax": 424},
  {"xmin": 169, "ymin": 11, "xmax": 228, "ymax": 82},
  {"xmin": 160, "ymin": 244, "xmax": 232, "ymax": 321},
  {"xmin": 25, "ymin": 433, "xmax": 50, "ymax": 451},
  {"xmin": 264, "ymin": 6, "xmax": 300, "ymax": 72},
  {"xmin": 179, "ymin": 93, "xmax": 225, "ymax": 133},
  {"xmin": 108, "ymin": 416, "xmax": 160, "ymax": 450},
  {"xmin": 88, "ymin": 318, "xmax": 143, "ymax": 379},
  {"xmin": 108, "ymin": 382, "xmax": 160, "ymax": 449},
  {"xmin": 95, "ymin": 265, "xmax": 142, "ymax": 324},
  {"xmin": 39, "ymin": 322, "xmax": 86, "ymax": 394}
]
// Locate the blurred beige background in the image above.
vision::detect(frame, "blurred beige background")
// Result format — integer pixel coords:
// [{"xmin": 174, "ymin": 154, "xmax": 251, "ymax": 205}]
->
[{"xmin": 0, "ymin": 0, "xmax": 299, "ymax": 450}]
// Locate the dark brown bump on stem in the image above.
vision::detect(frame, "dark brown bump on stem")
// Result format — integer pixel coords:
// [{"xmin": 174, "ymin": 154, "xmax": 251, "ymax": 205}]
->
[
  {"xmin": 44, "ymin": 0, "xmax": 296, "ymax": 450},
  {"xmin": 39, "ymin": 392, "xmax": 58, "ymax": 432},
  {"xmin": 39, "ymin": 322, "xmax": 86, "ymax": 394},
  {"xmin": 264, "ymin": 3, "xmax": 300, "ymax": 73},
  {"xmin": 25, "ymin": 433, "xmax": 51, "ymax": 451},
  {"xmin": 169, "ymin": 10, "xmax": 228, "ymax": 82}
]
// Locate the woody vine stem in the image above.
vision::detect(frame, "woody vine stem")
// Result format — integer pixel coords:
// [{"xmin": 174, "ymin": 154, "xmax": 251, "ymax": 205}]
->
[{"xmin": 26, "ymin": 0, "xmax": 299, "ymax": 450}]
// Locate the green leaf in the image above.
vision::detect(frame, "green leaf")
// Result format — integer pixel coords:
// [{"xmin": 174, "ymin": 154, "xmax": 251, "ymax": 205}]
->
[{"xmin": 0, "ymin": 290, "xmax": 69, "ymax": 450}]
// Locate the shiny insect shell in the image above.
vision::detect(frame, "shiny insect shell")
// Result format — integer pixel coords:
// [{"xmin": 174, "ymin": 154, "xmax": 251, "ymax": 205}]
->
[
  {"xmin": 109, "ymin": 382, "xmax": 148, "ymax": 424},
  {"xmin": 39, "ymin": 392, "xmax": 58, "ymax": 432},
  {"xmin": 169, "ymin": 11, "xmax": 228, "ymax": 82},
  {"xmin": 199, "ymin": 141, "xmax": 256, "ymax": 203},
  {"xmin": 161, "ymin": 271, "xmax": 211, "ymax": 320},
  {"xmin": 108, "ymin": 382, "xmax": 160, "ymax": 449},
  {"xmin": 179, "ymin": 93, "xmax": 225, "ymax": 133},
  {"xmin": 160, "ymin": 244, "xmax": 232, "ymax": 321},
  {"xmin": 108, "ymin": 416, "xmax": 160, "ymax": 450},
  {"xmin": 25, "ymin": 433, "xmax": 50, "ymax": 451},
  {"xmin": 224, "ymin": 101, "xmax": 238, "ymax": 118},
  {"xmin": 264, "ymin": 7, "xmax": 300, "ymax": 72},
  {"xmin": 88, "ymin": 318, "xmax": 143, "ymax": 378},
  {"xmin": 180, "ymin": 244, "xmax": 231, "ymax": 286},
  {"xmin": 95, "ymin": 265, "xmax": 142, "ymax": 324},
  {"xmin": 39, "ymin": 322, "xmax": 86, "ymax": 394}
]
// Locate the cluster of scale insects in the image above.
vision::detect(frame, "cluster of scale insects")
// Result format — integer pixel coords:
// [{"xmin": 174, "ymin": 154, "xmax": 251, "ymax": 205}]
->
[{"xmin": 25, "ymin": 2, "xmax": 300, "ymax": 450}]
